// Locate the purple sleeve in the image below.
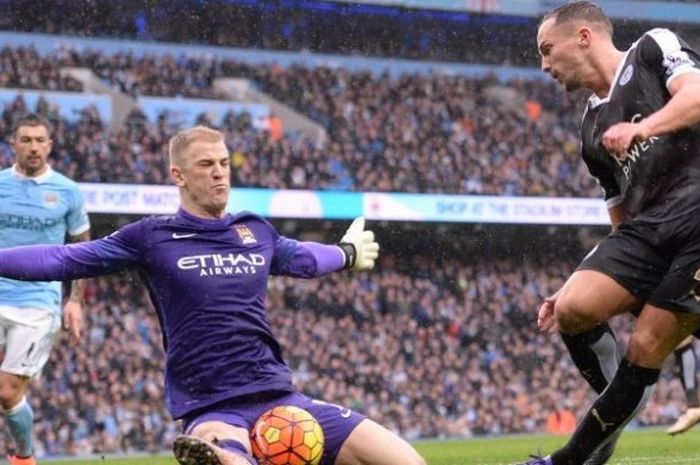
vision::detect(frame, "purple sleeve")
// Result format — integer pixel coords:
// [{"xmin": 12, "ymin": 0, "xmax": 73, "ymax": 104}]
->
[
  {"xmin": 0, "ymin": 222, "xmax": 144, "ymax": 281},
  {"xmin": 271, "ymin": 237, "xmax": 345, "ymax": 278}
]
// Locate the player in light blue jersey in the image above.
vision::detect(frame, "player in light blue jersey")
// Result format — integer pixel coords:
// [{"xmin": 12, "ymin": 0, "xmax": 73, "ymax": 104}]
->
[{"xmin": 0, "ymin": 114, "xmax": 90, "ymax": 465}]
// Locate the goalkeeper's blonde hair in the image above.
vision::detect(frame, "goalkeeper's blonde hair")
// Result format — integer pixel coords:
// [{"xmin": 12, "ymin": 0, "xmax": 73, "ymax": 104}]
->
[{"xmin": 168, "ymin": 126, "xmax": 225, "ymax": 166}]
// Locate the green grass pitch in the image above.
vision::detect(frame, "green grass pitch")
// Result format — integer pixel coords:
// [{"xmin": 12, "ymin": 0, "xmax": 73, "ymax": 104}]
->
[{"xmin": 56, "ymin": 428, "xmax": 700, "ymax": 465}]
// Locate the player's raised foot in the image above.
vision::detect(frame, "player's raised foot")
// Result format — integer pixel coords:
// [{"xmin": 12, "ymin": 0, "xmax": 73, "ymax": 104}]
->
[
  {"xmin": 173, "ymin": 435, "xmax": 254, "ymax": 465},
  {"xmin": 513, "ymin": 454, "xmax": 552, "ymax": 465},
  {"xmin": 667, "ymin": 407, "xmax": 700, "ymax": 435},
  {"xmin": 6, "ymin": 455, "xmax": 36, "ymax": 465}
]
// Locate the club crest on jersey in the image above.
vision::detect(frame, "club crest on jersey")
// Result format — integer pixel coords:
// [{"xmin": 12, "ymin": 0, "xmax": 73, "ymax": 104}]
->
[
  {"xmin": 42, "ymin": 191, "xmax": 59, "ymax": 208},
  {"xmin": 619, "ymin": 65, "xmax": 633, "ymax": 86},
  {"xmin": 234, "ymin": 225, "xmax": 257, "ymax": 244}
]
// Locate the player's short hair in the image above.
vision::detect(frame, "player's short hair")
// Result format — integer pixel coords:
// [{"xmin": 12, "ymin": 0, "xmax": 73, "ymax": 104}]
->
[
  {"xmin": 168, "ymin": 125, "xmax": 225, "ymax": 165},
  {"xmin": 541, "ymin": 1, "xmax": 613, "ymax": 37},
  {"xmin": 11, "ymin": 113, "xmax": 53, "ymax": 140}
]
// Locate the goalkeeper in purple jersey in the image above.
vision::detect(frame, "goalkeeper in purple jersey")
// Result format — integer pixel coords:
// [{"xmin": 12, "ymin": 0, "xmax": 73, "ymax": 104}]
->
[{"xmin": 0, "ymin": 126, "xmax": 426, "ymax": 465}]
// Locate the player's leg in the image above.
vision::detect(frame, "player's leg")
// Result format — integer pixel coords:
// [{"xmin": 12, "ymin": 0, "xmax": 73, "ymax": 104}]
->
[
  {"xmin": 549, "ymin": 230, "xmax": 663, "ymax": 465},
  {"xmin": 0, "ymin": 373, "xmax": 31, "ymax": 440},
  {"xmin": 554, "ymin": 269, "xmax": 639, "ymax": 393},
  {"xmin": 174, "ymin": 396, "xmax": 269, "ymax": 465},
  {"xmin": 290, "ymin": 394, "xmax": 424, "ymax": 465},
  {"xmin": 667, "ymin": 336, "xmax": 700, "ymax": 435},
  {"xmin": 674, "ymin": 337, "xmax": 698, "ymax": 406},
  {"xmin": 555, "ymin": 268, "xmax": 642, "ymax": 335},
  {"xmin": 0, "ymin": 306, "xmax": 60, "ymax": 464},
  {"xmin": 335, "ymin": 419, "xmax": 425, "ymax": 465},
  {"xmin": 548, "ymin": 306, "xmax": 700, "ymax": 465},
  {"xmin": 555, "ymin": 227, "xmax": 662, "ymax": 398},
  {"xmin": 550, "ymin": 269, "xmax": 639, "ymax": 465}
]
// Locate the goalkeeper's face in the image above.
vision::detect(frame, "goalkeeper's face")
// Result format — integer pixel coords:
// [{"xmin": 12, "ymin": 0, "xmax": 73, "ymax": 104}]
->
[{"xmin": 172, "ymin": 140, "xmax": 231, "ymax": 217}]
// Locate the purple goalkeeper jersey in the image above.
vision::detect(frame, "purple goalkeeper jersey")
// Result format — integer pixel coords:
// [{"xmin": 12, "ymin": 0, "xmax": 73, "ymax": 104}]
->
[{"xmin": 0, "ymin": 208, "xmax": 346, "ymax": 419}]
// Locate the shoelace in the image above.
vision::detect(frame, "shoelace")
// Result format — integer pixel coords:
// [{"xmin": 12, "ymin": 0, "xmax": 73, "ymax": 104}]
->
[{"xmin": 524, "ymin": 451, "xmax": 546, "ymax": 464}]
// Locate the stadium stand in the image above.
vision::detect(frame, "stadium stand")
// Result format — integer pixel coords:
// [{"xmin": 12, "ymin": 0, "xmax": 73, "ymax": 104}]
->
[
  {"xmin": 0, "ymin": 1, "xmax": 697, "ymax": 459},
  {"xmin": 0, "ymin": 45, "xmax": 597, "ymax": 195}
]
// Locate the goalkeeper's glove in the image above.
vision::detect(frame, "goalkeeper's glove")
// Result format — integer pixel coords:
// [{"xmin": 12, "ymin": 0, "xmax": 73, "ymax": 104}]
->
[{"xmin": 338, "ymin": 217, "xmax": 379, "ymax": 271}]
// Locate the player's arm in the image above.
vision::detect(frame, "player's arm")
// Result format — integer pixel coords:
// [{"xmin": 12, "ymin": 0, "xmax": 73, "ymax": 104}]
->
[
  {"xmin": 581, "ymin": 138, "xmax": 623, "ymax": 231},
  {"xmin": 639, "ymin": 73, "xmax": 700, "ymax": 138},
  {"xmin": 637, "ymin": 29, "xmax": 700, "ymax": 138},
  {"xmin": 272, "ymin": 217, "xmax": 379, "ymax": 278},
  {"xmin": 62, "ymin": 186, "xmax": 92, "ymax": 341},
  {"xmin": 606, "ymin": 73, "xmax": 700, "ymax": 153},
  {"xmin": 66, "ymin": 230, "xmax": 91, "ymax": 302},
  {"xmin": 603, "ymin": 30, "xmax": 700, "ymax": 154},
  {"xmin": 0, "ymin": 241, "xmax": 113, "ymax": 281},
  {"xmin": 0, "ymin": 223, "xmax": 143, "ymax": 282},
  {"xmin": 64, "ymin": 229, "xmax": 91, "ymax": 342}
]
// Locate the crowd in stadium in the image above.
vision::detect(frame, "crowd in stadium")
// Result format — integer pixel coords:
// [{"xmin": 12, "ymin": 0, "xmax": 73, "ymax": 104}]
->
[
  {"xmin": 0, "ymin": 46, "xmax": 82, "ymax": 92},
  {"xmin": 0, "ymin": 45, "xmax": 598, "ymax": 196},
  {"xmin": 0, "ymin": 251, "xmax": 683, "ymax": 456},
  {"xmin": 0, "ymin": 2, "xmax": 697, "ymax": 460}
]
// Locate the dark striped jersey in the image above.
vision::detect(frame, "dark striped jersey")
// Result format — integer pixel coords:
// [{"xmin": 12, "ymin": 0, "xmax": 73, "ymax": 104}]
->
[{"xmin": 580, "ymin": 28, "xmax": 700, "ymax": 222}]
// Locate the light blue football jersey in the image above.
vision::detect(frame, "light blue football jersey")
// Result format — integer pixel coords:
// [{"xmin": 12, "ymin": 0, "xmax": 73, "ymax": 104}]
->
[{"xmin": 0, "ymin": 165, "xmax": 89, "ymax": 314}]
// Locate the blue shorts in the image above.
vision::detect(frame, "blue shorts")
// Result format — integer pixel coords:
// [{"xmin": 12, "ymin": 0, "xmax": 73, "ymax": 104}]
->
[{"xmin": 182, "ymin": 391, "xmax": 365, "ymax": 465}]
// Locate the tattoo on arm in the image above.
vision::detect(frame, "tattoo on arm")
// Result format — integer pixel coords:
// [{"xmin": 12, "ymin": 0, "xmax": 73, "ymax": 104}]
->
[{"xmin": 68, "ymin": 230, "xmax": 91, "ymax": 303}]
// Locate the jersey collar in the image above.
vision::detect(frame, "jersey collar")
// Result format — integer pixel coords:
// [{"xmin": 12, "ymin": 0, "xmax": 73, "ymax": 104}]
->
[
  {"xmin": 11, "ymin": 164, "xmax": 53, "ymax": 184},
  {"xmin": 176, "ymin": 207, "xmax": 232, "ymax": 228}
]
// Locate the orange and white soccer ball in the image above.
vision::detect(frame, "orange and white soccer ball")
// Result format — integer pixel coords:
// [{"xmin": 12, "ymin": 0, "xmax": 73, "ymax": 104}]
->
[{"xmin": 251, "ymin": 405, "xmax": 324, "ymax": 465}]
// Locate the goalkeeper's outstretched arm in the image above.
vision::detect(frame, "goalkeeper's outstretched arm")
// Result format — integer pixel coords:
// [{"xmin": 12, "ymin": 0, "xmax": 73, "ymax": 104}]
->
[{"xmin": 272, "ymin": 217, "xmax": 380, "ymax": 278}]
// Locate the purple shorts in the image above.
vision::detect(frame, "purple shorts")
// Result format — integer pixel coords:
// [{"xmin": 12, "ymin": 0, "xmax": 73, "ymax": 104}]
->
[{"xmin": 182, "ymin": 391, "xmax": 365, "ymax": 465}]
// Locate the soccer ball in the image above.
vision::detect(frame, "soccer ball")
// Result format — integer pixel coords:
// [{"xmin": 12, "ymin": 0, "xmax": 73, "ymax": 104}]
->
[{"xmin": 250, "ymin": 405, "xmax": 325, "ymax": 465}]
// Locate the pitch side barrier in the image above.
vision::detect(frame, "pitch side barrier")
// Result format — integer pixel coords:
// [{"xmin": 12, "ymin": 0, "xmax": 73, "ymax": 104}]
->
[{"xmin": 79, "ymin": 183, "xmax": 610, "ymax": 226}]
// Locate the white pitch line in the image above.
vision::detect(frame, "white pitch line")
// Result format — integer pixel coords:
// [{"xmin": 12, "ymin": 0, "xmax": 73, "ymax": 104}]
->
[{"xmin": 610, "ymin": 456, "xmax": 700, "ymax": 464}]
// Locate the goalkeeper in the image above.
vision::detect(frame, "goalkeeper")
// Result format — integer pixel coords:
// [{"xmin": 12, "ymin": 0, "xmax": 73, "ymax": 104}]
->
[{"xmin": 0, "ymin": 126, "xmax": 426, "ymax": 465}]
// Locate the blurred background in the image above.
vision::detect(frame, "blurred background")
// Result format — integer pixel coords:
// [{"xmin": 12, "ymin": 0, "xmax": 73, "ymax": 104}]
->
[{"xmin": 0, "ymin": 0, "xmax": 698, "ymax": 459}]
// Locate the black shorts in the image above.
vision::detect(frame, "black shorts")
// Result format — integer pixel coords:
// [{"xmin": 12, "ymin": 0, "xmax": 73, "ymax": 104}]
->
[{"xmin": 578, "ymin": 213, "xmax": 700, "ymax": 315}]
